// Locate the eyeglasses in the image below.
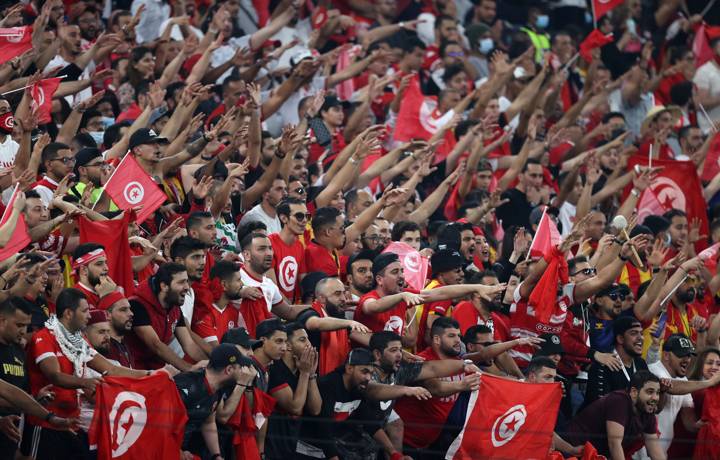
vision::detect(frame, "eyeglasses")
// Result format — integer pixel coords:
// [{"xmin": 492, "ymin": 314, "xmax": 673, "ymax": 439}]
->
[
  {"xmin": 52, "ymin": 157, "xmax": 76, "ymax": 165},
  {"xmin": 447, "ymin": 51, "xmax": 465, "ymax": 57},
  {"xmin": 292, "ymin": 212, "xmax": 312, "ymax": 222},
  {"xmin": 364, "ymin": 235, "xmax": 382, "ymax": 242},
  {"xmin": 571, "ymin": 267, "xmax": 597, "ymax": 277},
  {"xmin": 608, "ymin": 292, "xmax": 627, "ymax": 301},
  {"xmin": 84, "ymin": 161, "xmax": 106, "ymax": 168},
  {"xmin": 292, "ymin": 187, "xmax": 306, "ymax": 195}
]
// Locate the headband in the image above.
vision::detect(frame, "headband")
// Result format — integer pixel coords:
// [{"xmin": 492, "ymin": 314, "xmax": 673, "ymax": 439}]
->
[
  {"xmin": 97, "ymin": 290, "xmax": 126, "ymax": 310},
  {"xmin": 72, "ymin": 248, "xmax": 107, "ymax": 271}
]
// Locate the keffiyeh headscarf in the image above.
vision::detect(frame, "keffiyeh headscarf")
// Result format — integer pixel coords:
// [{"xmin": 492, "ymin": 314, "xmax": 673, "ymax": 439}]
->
[{"xmin": 45, "ymin": 315, "xmax": 96, "ymax": 377}]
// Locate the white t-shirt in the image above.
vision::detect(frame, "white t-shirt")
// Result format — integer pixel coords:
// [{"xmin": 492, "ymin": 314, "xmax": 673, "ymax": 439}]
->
[
  {"xmin": 240, "ymin": 266, "xmax": 282, "ymax": 313},
  {"xmin": 169, "ymin": 287, "xmax": 195, "ymax": 358},
  {"xmin": 558, "ymin": 201, "xmax": 577, "ymax": 237},
  {"xmin": 638, "ymin": 361, "xmax": 694, "ymax": 457},
  {"xmin": 239, "ymin": 204, "xmax": 282, "ymax": 234},
  {"xmin": 694, "ymin": 61, "xmax": 720, "ymax": 134},
  {"xmin": 0, "ymin": 135, "xmax": 19, "ymax": 169}
]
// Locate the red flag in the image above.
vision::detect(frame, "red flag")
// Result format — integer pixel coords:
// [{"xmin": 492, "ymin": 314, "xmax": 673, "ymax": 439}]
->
[
  {"xmin": 102, "ymin": 154, "xmax": 167, "ymax": 223},
  {"xmin": 78, "ymin": 212, "xmax": 135, "ymax": 296},
  {"xmin": 31, "ymin": 77, "xmax": 61, "ymax": 124},
  {"xmin": 383, "ymin": 241, "xmax": 429, "ymax": 291},
  {"xmin": 579, "ymin": 30, "xmax": 613, "ymax": 63},
  {"xmin": 694, "ymin": 385, "xmax": 720, "ymax": 459},
  {"xmin": 0, "ymin": 185, "xmax": 31, "ymax": 260},
  {"xmin": 446, "ymin": 374, "xmax": 562, "ymax": 460},
  {"xmin": 592, "ymin": 0, "xmax": 624, "ymax": 20},
  {"xmin": 393, "ymin": 74, "xmax": 457, "ymax": 164},
  {"xmin": 701, "ymin": 132, "xmax": 720, "ymax": 182},
  {"xmin": 528, "ymin": 246, "xmax": 569, "ymax": 324},
  {"xmin": 700, "ymin": 242, "xmax": 720, "ymax": 275},
  {"xmin": 89, "ymin": 373, "xmax": 187, "ymax": 460},
  {"xmin": 626, "ymin": 157, "xmax": 709, "ymax": 245},
  {"xmin": 227, "ymin": 388, "xmax": 276, "ymax": 460},
  {"xmin": 528, "ymin": 209, "xmax": 561, "ymax": 259},
  {"xmin": 693, "ymin": 23, "xmax": 719, "ymax": 69},
  {"xmin": 0, "ymin": 27, "xmax": 33, "ymax": 64}
]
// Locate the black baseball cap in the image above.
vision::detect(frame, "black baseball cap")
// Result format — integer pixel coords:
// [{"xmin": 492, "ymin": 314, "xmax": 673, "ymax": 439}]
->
[
  {"xmin": 129, "ymin": 128, "xmax": 169, "ymax": 150},
  {"xmin": 597, "ymin": 283, "xmax": 621, "ymax": 298},
  {"xmin": 613, "ymin": 316, "xmax": 642, "ymax": 338},
  {"xmin": 221, "ymin": 327, "xmax": 260, "ymax": 350},
  {"xmin": 300, "ymin": 271, "xmax": 328, "ymax": 300},
  {"xmin": 372, "ymin": 252, "xmax": 400, "ymax": 277},
  {"xmin": 208, "ymin": 343, "xmax": 251, "ymax": 369},
  {"xmin": 431, "ymin": 249, "xmax": 465, "ymax": 274},
  {"xmin": 320, "ymin": 95, "xmax": 342, "ymax": 113},
  {"xmin": 535, "ymin": 333, "xmax": 564, "ymax": 357},
  {"xmin": 663, "ymin": 334, "xmax": 696, "ymax": 357},
  {"xmin": 346, "ymin": 348, "xmax": 374, "ymax": 365},
  {"xmin": 255, "ymin": 318, "xmax": 286, "ymax": 343},
  {"xmin": 74, "ymin": 147, "xmax": 102, "ymax": 175}
]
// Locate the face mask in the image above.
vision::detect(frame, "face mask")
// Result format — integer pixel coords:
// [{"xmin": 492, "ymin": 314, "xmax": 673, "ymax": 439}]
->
[
  {"xmin": 535, "ymin": 15, "xmax": 549, "ymax": 29},
  {"xmin": 101, "ymin": 116, "xmax": 115, "ymax": 129},
  {"xmin": 88, "ymin": 131, "xmax": 104, "ymax": 146},
  {"xmin": 479, "ymin": 38, "xmax": 494, "ymax": 55},
  {"xmin": 626, "ymin": 18, "xmax": 637, "ymax": 36},
  {"xmin": 0, "ymin": 112, "xmax": 14, "ymax": 134},
  {"xmin": 610, "ymin": 128, "xmax": 626, "ymax": 140}
]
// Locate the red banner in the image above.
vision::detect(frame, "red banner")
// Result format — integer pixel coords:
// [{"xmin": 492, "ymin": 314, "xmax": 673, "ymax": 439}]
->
[
  {"xmin": 0, "ymin": 26, "xmax": 32, "ymax": 64},
  {"xmin": 383, "ymin": 241, "xmax": 429, "ymax": 291}
]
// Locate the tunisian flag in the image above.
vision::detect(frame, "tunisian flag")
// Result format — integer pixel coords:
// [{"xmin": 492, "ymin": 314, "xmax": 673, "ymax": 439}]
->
[
  {"xmin": 226, "ymin": 387, "xmax": 276, "ymax": 460},
  {"xmin": 446, "ymin": 374, "xmax": 561, "ymax": 460},
  {"xmin": 694, "ymin": 386, "xmax": 720, "ymax": 459},
  {"xmin": 383, "ymin": 241, "xmax": 429, "ymax": 291},
  {"xmin": 393, "ymin": 74, "xmax": 457, "ymax": 164},
  {"xmin": 701, "ymin": 132, "xmax": 720, "ymax": 182},
  {"xmin": 103, "ymin": 154, "xmax": 167, "ymax": 223},
  {"xmin": 0, "ymin": 185, "xmax": 31, "ymax": 260},
  {"xmin": 626, "ymin": 157, "xmax": 709, "ymax": 244},
  {"xmin": 579, "ymin": 30, "xmax": 613, "ymax": 62},
  {"xmin": 31, "ymin": 77, "xmax": 61, "ymax": 124},
  {"xmin": 528, "ymin": 208, "xmax": 561, "ymax": 259},
  {"xmin": 0, "ymin": 27, "xmax": 33, "ymax": 64},
  {"xmin": 78, "ymin": 211, "xmax": 135, "ymax": 296},
  {"xmin": 699, "ymin": 242, "xmax": 720, "ymax": 274},
  {"xmin": 592, "ymin": 0, "xmax": 624, "ymax": 20},
  {"xmin": 89, "ymin": 373, "xmax": 187, "ymax": 460}
]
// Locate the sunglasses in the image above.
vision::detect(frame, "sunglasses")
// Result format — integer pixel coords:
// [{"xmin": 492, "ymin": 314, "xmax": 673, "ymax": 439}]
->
[
  {"xmin": 608, "ymin": 292, "xmax": 627, "ymax": 301},
  {"xmin": 292, "ymin": 212, "xmax": 312, "ymax": 222},
  {"xmin": 292, "ymin": 187, "xmax": 306, "ymax": 195},
  {"xmin": 571, "ymin": 267, "xmax": 597, "ymax": 277}
]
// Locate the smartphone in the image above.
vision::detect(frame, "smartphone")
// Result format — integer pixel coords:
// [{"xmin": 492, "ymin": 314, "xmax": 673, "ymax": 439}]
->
[{"xmin": 652, "ymin": 312, "xmax": 667, "ymax": 339}]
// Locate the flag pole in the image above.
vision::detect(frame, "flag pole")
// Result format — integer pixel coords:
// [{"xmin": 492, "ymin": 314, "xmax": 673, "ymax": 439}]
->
[
  {"xmin": 699, "ymin": 103, "xmax": 718, "ymax": 133},
  {"xmin": 524, "ymin": 206, "xmax": 547, "ymax": 262},
  {"xmin": 90, "ymin": 153, "xmax": 128, "ymax": 211},
  {"xmin": 648, "ymin": 143, "xmax": 653, "ymax": 169},
  {"xmin": 0, "ymin": 184, "xmax": 19, "ymax": 222},
  {"xmin": 0, "ymin": 75, "xmax": 68, "ymax": 96},
  {"xmin": 591, "ymin": 0, "xmax": 597, "ymax": 29}
]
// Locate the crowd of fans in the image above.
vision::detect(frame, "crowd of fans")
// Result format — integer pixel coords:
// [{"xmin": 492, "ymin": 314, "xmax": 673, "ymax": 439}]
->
[{"xmin": 0, "ymin": 0, "xmax": 719, "ymax": 459}]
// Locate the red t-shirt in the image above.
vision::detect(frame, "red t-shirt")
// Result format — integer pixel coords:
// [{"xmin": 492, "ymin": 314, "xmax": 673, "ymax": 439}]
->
[
  {"xmin": 451, "ymin": 300, "xmax": 509, "ymax": 341},
  {"xmin": 268, "ymin": 233, "xmax": 306, "ymax": 303},
  {"xmin": 192, "ymin": 303, "xmax": 241, "ymax": 344},
  {"xmin": 26, "ymin": 328, "xmax": 96, "ymax": 427},
  {"xmin": 304, "ymin": 240, "xmax": 340, "ymax": 277},
  {"xmin": 237, "ymin": 296, "xmax": 274, "ymax": 338},
  {"xmin": 354, "ymin": 288, "xmax": 420, "ymax": 336},
  {"xmin": 74, "ymin": 282, "xmax": 100, "ymax": 309},
  {"xmin": 393, "ymin": 347, "xmax": 464, "ymax": 448}
]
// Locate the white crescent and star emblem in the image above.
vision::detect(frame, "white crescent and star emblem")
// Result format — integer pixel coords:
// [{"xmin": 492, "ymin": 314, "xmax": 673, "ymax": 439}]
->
[
  {"xmin": 123, "ymin": 182, "xmax": 145, "ymax": 205},
  {"xmin": 108, "ymin": 391, "xmax": 147, "ymax": 457},
  {"xmin": 403, "ymin": 252, "xmax": 421, "ymax": 273},
  {"xmin": 491, "ymin": 404, "xmax": 527, "ymax": 447},
  {"xmin": 278, "ymin": 256, "xmax": 298, "ymax": 292}
]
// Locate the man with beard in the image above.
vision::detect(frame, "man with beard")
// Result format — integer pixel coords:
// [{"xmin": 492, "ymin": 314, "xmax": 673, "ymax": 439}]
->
[
  {"xmin": 354, "ymin": 253, "xmax": 503, "ymax": 348},
  {"xmin": 193, "ymin": 261, "xmax": 245, "ymax": 348},
  {"xmin": 68, "ymin": 148, "xmax": 114, "ymax": 210},
  {"xmin": 346, "ymin": 250, "xmax": 375, "ymax": 319},
  {"xmin": 295, "ymin": 277, "xmax": 371, "ymax": 375},
  {"xmin": 305, "ymin": 207, "xmax": 346, "ymax": 277},
  {"xmin": 73, "ymin": 4, "xmax": 101, "ymax": 43},
  {"xmin": 239, "ymin": 233, "xmax": 309, "ymax": 332},
  {"xmin": 660, "ymin": 270, "xmax": 708, "ymax": 347},
  {"xmin": 393, "ymin": 317, "xmax": 482, "ymax": 457},
  {"xmin": 436, "ymin": 223, "xmax": 478, "ymax": 271},
  {"xmin": 584, "ymin": 317, "xmax": 650, "ymax": 407},
  {"xmin": 587, "ymin": 284, "xmax": 634, "ymax": 353},
  {"xmin": 239, "ymin": 177, "xmax": 286, "ymax": 234},
  {"xmin": 125, "ymin": 263, "xmax": 207, "ymax": 371},
  {"xmin": 72, "ymin": 243, "xmax": 112, "ymax": 308},
  {"xmin": 452, "ymin": 270, "xmax": 510, "ymax": 341},
  {"xmin": 96, "ymin": 290, "xmax": 135, "ymax": 368},
  {"xmin": 296, "ymin": 347, "xmax": 431, "ymax": 460},
  {"xmin": 565, "ymin": 371, "xmax": 665, "ymax": 459}
]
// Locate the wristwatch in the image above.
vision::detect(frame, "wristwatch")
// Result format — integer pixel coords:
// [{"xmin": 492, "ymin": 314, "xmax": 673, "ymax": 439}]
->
[{"xmin": 44, "ymin": 412, "xmax": 55, "ymax": 422}]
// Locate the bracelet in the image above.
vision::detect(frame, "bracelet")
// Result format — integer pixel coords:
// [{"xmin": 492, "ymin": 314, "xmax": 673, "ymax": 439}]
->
[
  {"xmin": 210, "ymin": 454, "xmax": 222, "ymax": 460},
  {"xmin": 236, "ymin": 383, "xmax": 249, "ymax": 387},
  {"xmin": 350, "ymin": 157, "xmax": 359, "ymax": 165},
  {"xmin": 44, "ymin": 411, "xmax": 55, "ymax": 422},
  {"xmin": 619, "ymin": 253, "xmax": 630, "ymax": 262},
  {"xmin": 309, "ymin": 373, "xmax": 318, "ymax": 380},
  {"xmin": 202, "ymin": 132, "xmax": 212, "ymax": 142},
  {"xmin": 630, "ymin": 188, "xmax": 640, "ymax": 198},
  {"xmin": 275, "ymin": 151, "xmax": 286, "ymax": 159},
  {"xmin": 698, "ymin": 328, "xmax": 708, "ymax": 333},
  {"xmin": 390, "ymin": 452, "xmax": 403, "ymax": 460},
  {"xmin": 398, "ymin": 22, "xmax": 405, "ymax": 29}
]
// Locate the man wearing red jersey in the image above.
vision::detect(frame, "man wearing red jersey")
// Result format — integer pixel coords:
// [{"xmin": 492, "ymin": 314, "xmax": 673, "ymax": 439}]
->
[
  {"xmin": 268, "ymin": 198, "xmax": 308, "ymax": 303},
  {"xmin": 71, "ymin": 243, "xmax": 110, "ymax": 308},
  {"xmin": 22, "ymin": 288, "xmax": 147, "ymax": 459},
  {"xmin": 193, "ymin": 261, "xmax": 244, "ymax": 348},
  {"xmin": 452, "ymin": 270, "xmax": 510, "ymax": 340},
  {"xmin": 305, "ymin": 206, "xmax": 345, "ymax": 277},
  {"xmin": 394, "ymin": 317, "xmax": 480, "ymax": 456},
  {"xmin": 354, "ymin": 253, "xmax": 504, "ymax": 348}
]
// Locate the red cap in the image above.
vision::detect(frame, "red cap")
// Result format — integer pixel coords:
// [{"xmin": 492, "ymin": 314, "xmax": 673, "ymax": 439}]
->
[
  {"xmin": 97, "ymin": 290, "xmax": 126, "ymax": 310},
  {"xmin": 88, "ymin": 309, "xmax": 110, "ymax": 326}
]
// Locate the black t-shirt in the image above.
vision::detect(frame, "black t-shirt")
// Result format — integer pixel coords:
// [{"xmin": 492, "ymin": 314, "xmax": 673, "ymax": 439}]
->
[
  {"xmin": 0, "ymin": 342, "xmax": 27, "ymax": 416},
  {"xmin": 564, "ymin": 390, "xmax": 657, "ymax": 457},
  {"xmin": 174, "ymin": 370, "xmax": 221, "ymax": 449},
  {"xmin": 353, "ymin": 361, "xmax": 424, "ymax": 426},
  {"xmin": 584, "ymin": 356, "xmax": 649, "ymax": 409},
  {"xmin": 265, "ymin": 359, "xmax": 302, "ymax": 460},
  {"xmin": 496, "ymin": 188, "xmax": 534, "ymax": 231},
  {"xmin": 297, "ymin": 368, "xmax": 365, "ymax": 459}
]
